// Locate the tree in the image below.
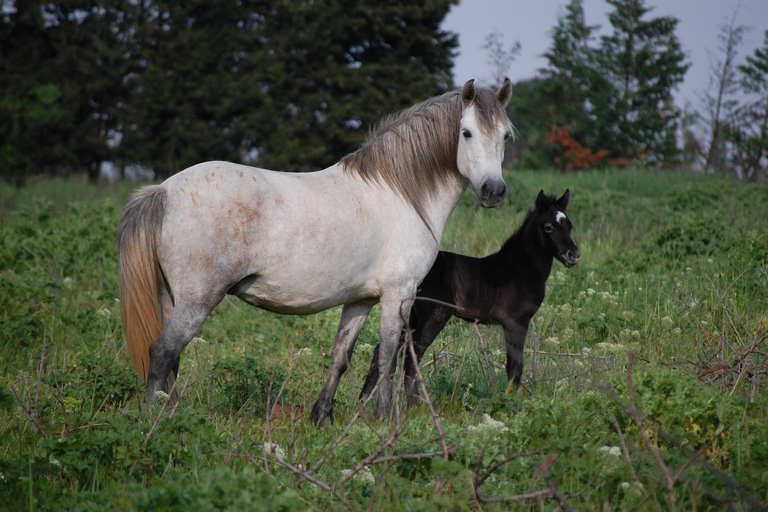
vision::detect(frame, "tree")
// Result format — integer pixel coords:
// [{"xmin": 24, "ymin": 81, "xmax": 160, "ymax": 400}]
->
[
  {"xmin": 594, "ymin": 0, "xmax": 689, "ymax": 166},
  {"xmin": 508, "ymin": 0, "xmax": 610, "ymax": 169},
  {"xmin": 698, "ymin": 12, "xmax": 749, "ymax": 174},
  {"xmin": 482, "ymin": 28, "xmax": 520, "ymax": 87},
  {"xmin": 730, "ymin": 30, "xmax": 768, "ymax": 182},
  {"xmin": 0, "ymin": 1, "xmax": 134, "ymax": 184},
  {"xmin": 116, "ymin": 0, "xmax": 459, "ymax": 177},
  {"xmin": 243, "ymin": 0, "xmax": 458, "ymax": 172}
]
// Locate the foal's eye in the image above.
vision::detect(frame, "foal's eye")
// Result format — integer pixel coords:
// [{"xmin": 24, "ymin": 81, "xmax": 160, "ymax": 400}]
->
[
  {"xmin": 462, "ymin": 129, "xmax": 472, "ymax": 139},
  {"xmin": 504, "ymin": 131, "xmax": 511, "ymax": 140},
  {"xmin": 544, "ymin": 223, "xmax": 554, "ymax": 233}
]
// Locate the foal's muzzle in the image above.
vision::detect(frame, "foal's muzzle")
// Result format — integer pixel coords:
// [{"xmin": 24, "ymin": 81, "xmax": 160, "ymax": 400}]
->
[
  {"xmin": 478, "ymin": 178, "xmax": 507, "ymax": 208},
  {"xmin": 561, "ymin": 248, "xmax": 581, "ymax": 268}
]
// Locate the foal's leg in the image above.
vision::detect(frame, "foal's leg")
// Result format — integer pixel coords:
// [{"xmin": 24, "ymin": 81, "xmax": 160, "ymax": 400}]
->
[
  {"xmin": 502, "ymin": 320, "xmax": 530, "ymax": 386},
  {"xmin": 310, "ymin": 302, "xmax": 373, "ymax": 427}
]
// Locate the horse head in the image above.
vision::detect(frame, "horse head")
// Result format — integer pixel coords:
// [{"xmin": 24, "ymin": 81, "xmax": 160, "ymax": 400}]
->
[
  {"xmin": 535, "ymin": 189, "xmax": 581, "ymax": 267},
  {"xmin": 457, "ymin": 78, "xmax": 513, "ymax": 208}
]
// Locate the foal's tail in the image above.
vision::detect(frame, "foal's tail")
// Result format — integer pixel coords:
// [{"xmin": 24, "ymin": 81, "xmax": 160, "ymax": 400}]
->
[{"xmin": 116, "ymin": 186, "xmax": 167, "ymax": 381}]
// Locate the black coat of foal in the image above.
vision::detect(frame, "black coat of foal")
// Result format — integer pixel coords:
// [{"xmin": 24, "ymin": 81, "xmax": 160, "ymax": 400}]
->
[{"xmin": 361, "ymin": 190, "xmax": 580, "ymax": 402}]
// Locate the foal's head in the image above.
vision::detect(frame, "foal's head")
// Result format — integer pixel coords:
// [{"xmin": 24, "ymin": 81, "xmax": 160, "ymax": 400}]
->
[{"xmin": 533, "ymin": 190, "xmax": 580, "ymax": 268}]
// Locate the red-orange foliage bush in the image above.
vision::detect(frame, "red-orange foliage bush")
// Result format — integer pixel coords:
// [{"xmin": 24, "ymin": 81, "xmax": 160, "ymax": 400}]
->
[{"xmin": 544, "ymin": 126, "xmax": 629, "ymax": 169}]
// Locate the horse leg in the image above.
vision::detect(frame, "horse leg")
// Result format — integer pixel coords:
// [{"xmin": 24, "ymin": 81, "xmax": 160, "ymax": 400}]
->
[
  {"xmin": 145, "ymin": 299, "xmax": 219, "ymax": 402},
  {"xmin": 359, "ymin": 307, "xmax": 414, "ymax": 401},
  {"xmin": 310, "ymin": 302, "xmax": 373, "ymax": 427},
  {"xmin": 158, "ymin": 279, "xmax": 180, "ymax": 404},
  {"xmin": 359, "ymin": 343, "xmax": 383, "ymax": 401},
  {"xmin": 503, "ymin": 320, "xmax": 529, "ymax": 387},
  {"xmin": 404, "ymin": 303, "xmax": 452, "ymax": 405},
  {"xmin": 375, "ymin": 291, "xmax": 415, "ymax": 419}
]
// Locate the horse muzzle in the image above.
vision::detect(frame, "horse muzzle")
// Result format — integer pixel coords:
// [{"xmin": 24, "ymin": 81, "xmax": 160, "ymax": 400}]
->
[
  {"xmin": 560, "ymin": 248, "xmax": 581, "ymax": 268},
  {"xmin": 478, "ymin": 178, "xmax": 507, "ymax": 208}
]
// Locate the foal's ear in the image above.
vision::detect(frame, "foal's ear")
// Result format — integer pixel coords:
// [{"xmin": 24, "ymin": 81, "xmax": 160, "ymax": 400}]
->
[
  {"xmin": 496, "ymin": 78, "xmax": 512, "ymax": 107},
  {"xmin": 461, "ymin": 79, "xmax": 476, "ymax": 108},
  {"xmin": 535, "ymin": 189, "xmax": 548, "ymax": 211},
  {"xmin": 557, "ymin": 189, "xmax": 571, "ymax": 211}
]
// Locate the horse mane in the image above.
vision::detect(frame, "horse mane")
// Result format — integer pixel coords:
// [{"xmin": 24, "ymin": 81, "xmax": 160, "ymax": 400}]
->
[{"xmin": 340, "ymin": 87, "xmax": 508, "ymax": 228}]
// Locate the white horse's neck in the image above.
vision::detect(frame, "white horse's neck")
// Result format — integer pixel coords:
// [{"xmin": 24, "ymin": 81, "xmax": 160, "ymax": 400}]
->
[{"xmin": 420, "ymin": 174, "xmax": 470, "ymax": 245}]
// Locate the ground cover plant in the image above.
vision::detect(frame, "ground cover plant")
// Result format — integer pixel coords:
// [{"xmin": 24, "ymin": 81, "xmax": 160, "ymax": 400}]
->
[{"xmin": 0, "ymin": 169, "xmax": 766, "ymax": 511}]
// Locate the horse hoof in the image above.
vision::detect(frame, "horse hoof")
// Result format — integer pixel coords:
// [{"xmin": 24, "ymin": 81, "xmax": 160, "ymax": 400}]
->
[{"xmin": 309, "ymin": 401, "xmax": 333, "ymax": 428}]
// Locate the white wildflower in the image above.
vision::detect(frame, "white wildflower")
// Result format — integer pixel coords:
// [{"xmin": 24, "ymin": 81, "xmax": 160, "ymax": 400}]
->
[
  {"xmin": 599, "ymin": 445, "xmax": 622, "ymax": 457},
  {"xmin": 49, "ymin": 456, "xmax": 61, "ymax": 467},
  {"xmin": 468, "ymin": 413, "xmax": 509, "ymax": 433},
  {"xmin": 358, "ymin": 343, "xmax": 373, "ymax": 350},
  {"xmin": 631, "ymin": 330, "xmax": 640, "ymax": 337},
  {"xmin": 341, "ymin": 466, "xmax": 375, "ymax": 485},
  {"xmin": 661, "ymin": 316, "xmax": 673, "ymax": 326},
  {"xmin": 63, "ymin": 277, "xmax": 74, "ymax": 289},
  {"xmin": 262, "ymin": 442, "xmax": 286, "ymax": 461},
  {"xmin": 96, "ymin": 307, "xmax": 111, "ymax": 318},
  {"xmin": 545, "ymin": 336, "xmax": 560, "ymax": 345},
  {"xmin": 298, "ymin": 347, "xmax": 313, "ymax": 356},
  {"xmin": 673, "ymin": 327, "xmax": 682, "ymax": 335},
  {"xmin": 587, "ymin": 288, "xmax": 596, "ymax": 295},
  {"xmin": 638, "ymin": 287, "xmax": 643, "ymax": 292},
  {"xmin": 154, "ymin": 390, "xmax": 169, "ymax": 403},
  {"xmin": 581, "ymin": 347, "xmax": 592, "ymax": 355},
  {"xmin": 598, "ymin": 312, "xmax": 606, "ymax": 320},
  {"xmin": 190, "ymin": 336, "xmax": 207, "ymax": 345}
]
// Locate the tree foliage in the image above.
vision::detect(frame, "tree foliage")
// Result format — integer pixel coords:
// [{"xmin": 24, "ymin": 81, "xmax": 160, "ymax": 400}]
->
[
  {"xmin": 509, "ymin": 0, "xmax": 688, "ymax": 169},
  {"xmin": 729, "ymin": 30, "xmax": 768, "ymax": 182},
  {"xmin": 0, "ymin": 0, "xmax": 458, "ymax": 183}
]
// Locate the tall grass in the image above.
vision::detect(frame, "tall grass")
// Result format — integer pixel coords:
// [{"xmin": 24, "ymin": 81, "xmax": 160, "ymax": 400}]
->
[{"xmin": 0, "ymin": 169, "xmax": 766, "ymax": 510}]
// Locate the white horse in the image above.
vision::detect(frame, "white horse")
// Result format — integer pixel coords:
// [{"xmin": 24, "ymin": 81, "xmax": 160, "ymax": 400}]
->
[{"xmin": 117, "ymin": 79, "xmax": 513, "ymax": 425}]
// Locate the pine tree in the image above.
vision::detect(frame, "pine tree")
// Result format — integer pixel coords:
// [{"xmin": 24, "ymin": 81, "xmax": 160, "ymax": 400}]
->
[
  {"xmin": 730, "ymin": 30, "xmax": 768, "ymax": 182},
  {"xmin": 595, "ymin": 0, "xmax": 689, "ymax": 165}
]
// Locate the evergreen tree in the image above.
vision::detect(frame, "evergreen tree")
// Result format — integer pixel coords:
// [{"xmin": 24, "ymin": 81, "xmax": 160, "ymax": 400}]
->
[
  {"xmin": 595, "ymin": 0, "xmax": 689, "ymax": 165},
  {"xmin": 243, "ymin": 0, "xmax": 458, "ymax": 171},
  {"xmin": 730, "ymin": 30, "xmax": 768, "ymax": 182},
  {"xmin": 509, "ymin": 0, "xmax": 611, "ymax": 169},
  {"xmin": 0, "ymin": 2, "xmax": 133, "ymax": 184}
]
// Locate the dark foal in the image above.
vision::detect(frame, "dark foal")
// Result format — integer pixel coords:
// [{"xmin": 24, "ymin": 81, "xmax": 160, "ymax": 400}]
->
[{"xmin": 360, "ymin": 190, "xmax": 580, "ymax": 402}]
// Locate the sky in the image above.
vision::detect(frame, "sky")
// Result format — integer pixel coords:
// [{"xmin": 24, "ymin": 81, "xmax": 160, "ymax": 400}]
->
[{"xmin": 441, "ymin": 0, "xmax": 768, "ymax": 108}]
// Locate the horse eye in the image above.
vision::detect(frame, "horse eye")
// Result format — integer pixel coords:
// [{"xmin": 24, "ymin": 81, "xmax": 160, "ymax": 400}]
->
[
  {"xmin": 504, "ymin": 131, "xmax": 511, "ymax": 140},
  {"xmin": 462, "ymin": 129, "xmax": 472, "ymax": 139},
  {"xmin": 544, "ymin": 223, "xmax": 553, "ymax": 233}
]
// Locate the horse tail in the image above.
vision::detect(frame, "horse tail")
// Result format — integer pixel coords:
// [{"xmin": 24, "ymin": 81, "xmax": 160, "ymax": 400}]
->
[{"xmin": 117, "ymin": 186, "xmax": 167, "ymax": 381}]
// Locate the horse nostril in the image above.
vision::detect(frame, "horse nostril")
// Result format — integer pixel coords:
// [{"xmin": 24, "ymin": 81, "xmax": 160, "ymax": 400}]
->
[
  {"xmin": 480, "ymin": 182, "xmax": 490, "ymax": 199},
  {"xmin": 568, "ymin": 249, "xmax": 581, "ymax": 262}
]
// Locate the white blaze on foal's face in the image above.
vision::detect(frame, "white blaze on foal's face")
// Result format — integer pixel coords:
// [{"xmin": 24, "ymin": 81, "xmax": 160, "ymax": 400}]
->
[{"xmin": 555, "ymin": 211, "xmax": 567, "ymax": 224}]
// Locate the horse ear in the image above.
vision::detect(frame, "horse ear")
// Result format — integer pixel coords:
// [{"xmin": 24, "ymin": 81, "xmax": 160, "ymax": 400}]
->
[
  {"xmin": 557, "ymin": 189, "xmax": 571, "ymax": 211},
  {"xmin": 535, "ymin": 189, "xmax": 548, "ymax": 211},
  {"xmin": 461, "ymin": 79, "xmax": 476, "ymax": 107},
  {"xmin": 496, "ymin": 78, "xmax": 512, "ymax": 107}
]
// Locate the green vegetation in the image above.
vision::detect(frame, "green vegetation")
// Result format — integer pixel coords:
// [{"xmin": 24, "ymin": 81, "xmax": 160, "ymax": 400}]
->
[{"xmin": 1, "ymin": 170, "xmax": 767, "ymax": 510}]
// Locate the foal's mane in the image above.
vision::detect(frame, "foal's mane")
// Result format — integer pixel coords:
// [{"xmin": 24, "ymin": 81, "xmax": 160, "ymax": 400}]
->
[
  {"xmin": 341, "ymin": 87, "xmax": 507, "ymax": 228},
  {"xmin": 500, "ymin": 193, "xmax": 558, "ymax": 253}
]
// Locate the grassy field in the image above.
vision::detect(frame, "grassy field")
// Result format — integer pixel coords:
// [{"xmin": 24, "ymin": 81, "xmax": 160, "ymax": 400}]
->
[{"xmin": 0, "ymin": 169, "xmax": 766, "ymax": 511}]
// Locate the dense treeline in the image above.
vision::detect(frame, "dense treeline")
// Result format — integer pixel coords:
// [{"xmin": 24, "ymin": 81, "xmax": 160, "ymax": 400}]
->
[
  {"xmin": 0, "ymin": 0, "xmax": 458, "ymax": 184},
  {"xmin": 2, "ymin": 0, "xmax": 766, "ymax": 184}
]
